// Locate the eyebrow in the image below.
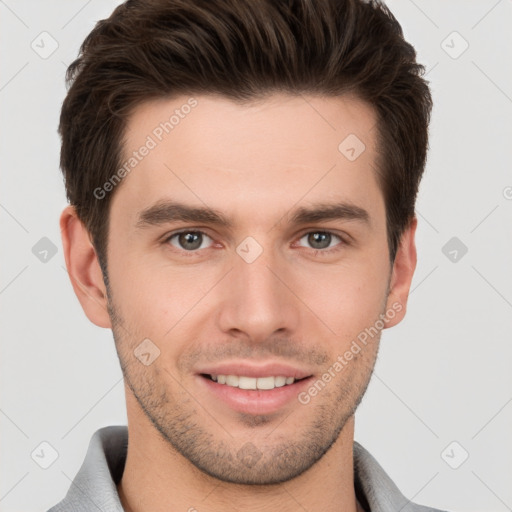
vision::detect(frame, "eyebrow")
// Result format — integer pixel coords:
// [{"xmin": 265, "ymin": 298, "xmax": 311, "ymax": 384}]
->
[{"xmin": 135, "ymin": 200, "xmax": 370, "ymax": 230}]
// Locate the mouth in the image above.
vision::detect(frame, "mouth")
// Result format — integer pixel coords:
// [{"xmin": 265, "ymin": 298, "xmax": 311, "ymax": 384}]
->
[
  {"xmin": 197, "ymin": 371, "xmax": 314, "ymax": 415},
  {"xmin": 200, "ymin": 373, "xmax": 310, "ymax": 390}
]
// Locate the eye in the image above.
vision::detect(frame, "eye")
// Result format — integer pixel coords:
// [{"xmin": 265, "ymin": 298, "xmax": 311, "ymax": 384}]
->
[
  {"xmin": 297, "ymin": 231, "xmax": 344, "ymax": 252},
  {"xmin": 166, "ymin": 230, "xmax": 214, "ymax": 252}
]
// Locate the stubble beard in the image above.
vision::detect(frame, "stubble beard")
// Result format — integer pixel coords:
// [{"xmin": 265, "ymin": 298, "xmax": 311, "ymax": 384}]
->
[{"xmin": 106, "ymin": 286, "xmax": 382, "ymax": 485}]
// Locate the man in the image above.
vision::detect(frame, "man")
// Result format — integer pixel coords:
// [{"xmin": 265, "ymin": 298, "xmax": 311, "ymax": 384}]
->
[{"xmin": 50, "ymin": 0, "xmax": 445, "ymax": 510}]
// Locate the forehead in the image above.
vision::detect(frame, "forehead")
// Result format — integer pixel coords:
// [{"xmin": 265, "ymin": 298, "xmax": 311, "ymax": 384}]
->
[{"xmin": 112, "ymin": 93, "xmax": 382, "ymax": 227}]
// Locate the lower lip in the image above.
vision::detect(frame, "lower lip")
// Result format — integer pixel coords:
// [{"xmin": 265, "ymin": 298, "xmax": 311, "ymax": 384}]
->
[{"xmin": 197, "ymin": 375, "xmax": 314, "ymax": 415}]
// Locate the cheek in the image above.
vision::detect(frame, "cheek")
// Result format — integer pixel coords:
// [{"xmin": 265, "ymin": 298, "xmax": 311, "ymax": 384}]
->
[
  {"xmin": 296, "ymin": 257, "xmax": 389, "ymax": 333},
  {"xmin": 109, "ymin": 256, "xmax": 221, "ymax": 340}
]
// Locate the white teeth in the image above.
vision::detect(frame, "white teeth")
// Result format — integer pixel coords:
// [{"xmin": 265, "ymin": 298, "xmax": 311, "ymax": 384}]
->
[
  {"xmin": 210, "ymin": 374, "xmax": 296, "ymax": 390},
  {"xmin": 226, "ymin": 375, "xmax": 239, "ymax": 387},
  {"xmin": 256, "ymin": 376, "xmax": 275, "ymax": 390},
  {"xmin": 238, "ymin": 376, "xmax": 257, "ymax": 389},
  {"xmin": 274, "ymin": 376, "xmax": 286, "ymax": 387}
]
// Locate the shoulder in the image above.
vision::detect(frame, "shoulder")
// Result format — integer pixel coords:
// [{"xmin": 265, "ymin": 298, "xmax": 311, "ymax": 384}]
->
[{"xmin": 353, "ymin": 442, "xmax": 450, "ymax": 512}]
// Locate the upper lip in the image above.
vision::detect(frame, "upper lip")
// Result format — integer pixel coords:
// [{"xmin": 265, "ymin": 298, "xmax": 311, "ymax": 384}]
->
[{"xmin": 196, "ymin": 361, "xmax": 313, "ymax": 380}]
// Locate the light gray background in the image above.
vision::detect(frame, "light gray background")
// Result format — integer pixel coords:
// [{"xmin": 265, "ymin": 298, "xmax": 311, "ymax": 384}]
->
[{"xmin": 1, "ymin": 1, "xmax": 511, "ymax": 511}]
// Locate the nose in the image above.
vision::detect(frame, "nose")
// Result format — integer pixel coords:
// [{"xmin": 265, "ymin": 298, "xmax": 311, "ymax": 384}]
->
[{"xmin": 216, "ymin": 244, "xmax": 300, "ymax": 343}]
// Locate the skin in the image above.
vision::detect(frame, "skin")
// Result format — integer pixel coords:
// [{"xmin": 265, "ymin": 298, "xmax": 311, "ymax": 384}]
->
[{"xmin": 61, "ymin": 93, "xmax": 417, "ymax": 512}]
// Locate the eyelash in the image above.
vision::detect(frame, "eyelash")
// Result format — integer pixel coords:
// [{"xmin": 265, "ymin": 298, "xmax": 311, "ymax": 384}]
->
[{"xmin": 163, "ymin": 229, "xmax": 348, "ymax": 257}]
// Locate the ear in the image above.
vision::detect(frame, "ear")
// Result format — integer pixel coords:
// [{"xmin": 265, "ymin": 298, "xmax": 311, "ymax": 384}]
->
[
  {"xmin": 60, "ymin": 205, "xmax": 112, "ymax": 328},
  {"xmin": 384, "ymin": 217, "xmax": 417, "ymax": 328}
]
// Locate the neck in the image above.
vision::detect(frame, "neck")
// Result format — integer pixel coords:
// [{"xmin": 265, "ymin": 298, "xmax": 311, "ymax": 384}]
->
[{"xmin": 118, "ymin": 390, "xmax": 361, "ymax": 512}]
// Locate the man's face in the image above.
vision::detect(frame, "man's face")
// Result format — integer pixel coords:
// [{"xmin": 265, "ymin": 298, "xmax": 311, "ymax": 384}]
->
[{"xmin": 103, "ymin": 93, "xmax": 400, "ymax": 484}]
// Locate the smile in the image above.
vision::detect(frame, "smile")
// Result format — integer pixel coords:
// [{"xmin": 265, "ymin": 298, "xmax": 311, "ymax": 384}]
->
[{"xmin": 207, "ymin": 374, "xmax": 297, "ymax": 389}]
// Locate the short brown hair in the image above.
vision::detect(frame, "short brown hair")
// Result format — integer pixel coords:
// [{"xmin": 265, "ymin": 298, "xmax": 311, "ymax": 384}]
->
[{"xmin": 59, "ymin": 0, "xmax": 432, "ymax": 271}]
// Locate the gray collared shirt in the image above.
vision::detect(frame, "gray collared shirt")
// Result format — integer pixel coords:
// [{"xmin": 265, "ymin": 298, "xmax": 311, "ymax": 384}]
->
[{"xmin": 47, "ymin": 426, "xmax": 447, "ymax": 512}]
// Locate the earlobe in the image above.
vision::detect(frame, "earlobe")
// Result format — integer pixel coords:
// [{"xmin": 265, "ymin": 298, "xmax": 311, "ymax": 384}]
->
[
  {"xmin": 384, "ymin": 217, "xmax": 418, "ymax": 329},
  {"xmin": 60, "ymin": 205, "xmax": 112, "ymax": 328}
]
